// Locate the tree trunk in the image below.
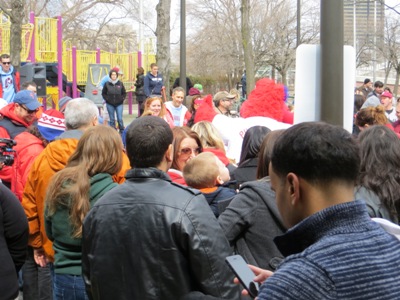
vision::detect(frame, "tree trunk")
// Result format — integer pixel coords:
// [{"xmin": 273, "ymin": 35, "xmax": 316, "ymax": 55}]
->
[
  {"xmin": 9, "ymin": 0, "xmax": 25, "ymax": 71},
  {"xmin": 240, "ymin": 0, "xmax": 255, "ymax": 94},
  {"xmin": 394, "ymin": 68, "xmax": 399, "ymax": 98},
  {"xmin": 156, "ymin": 0, "xmax": 171, "ymax": 99}
]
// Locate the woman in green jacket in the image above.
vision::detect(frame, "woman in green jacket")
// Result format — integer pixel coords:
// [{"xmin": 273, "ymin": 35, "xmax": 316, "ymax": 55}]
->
[{"xmin": 45, "ymin": 125, "xmax": 123, "ymax": 300}]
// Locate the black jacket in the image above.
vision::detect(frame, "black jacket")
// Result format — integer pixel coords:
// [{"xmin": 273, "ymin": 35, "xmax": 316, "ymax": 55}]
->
[
  {"xmin": 0, "ymin": 183, "xmax": 28, "ymax": 300},
  {"xmin": 202, "ymin": 187, "xmax": 236, "ymax": 218},
  {"xmin": 134, "ymin": 74, "xmax": 145, "ymax": 96},
  {"xmin": 82, "ymin": 168, "xmax": 239, "ymax": 300},
  {"xmin": 102, "ymin": 80, "xmax": 126, "ymax": 106},
  {"xmin": 231, "ymin": 157, "xmax": 258, "ymax": 189},
  {"xmin": 218, "ymin": 178, "xmax": 286, "ymax": 271}
]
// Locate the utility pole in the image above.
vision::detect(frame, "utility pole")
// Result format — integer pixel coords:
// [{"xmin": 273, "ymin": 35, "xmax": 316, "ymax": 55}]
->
[
  {"xmin": 139, "ymin": 0, "xmax": 144, "ymax": 54},
  {"xmin": 320, "ymin": 0, "xmax": 344, "ymax": 126},
  {"xmin": 297, "ymin": 0, "xmax": 301, "ymax": 47},
  {"xmin": 180, "ymin": 0, "xmax": 187, "ymax": 103}
]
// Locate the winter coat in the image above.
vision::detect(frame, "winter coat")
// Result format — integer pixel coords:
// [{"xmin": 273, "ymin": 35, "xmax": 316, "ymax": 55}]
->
[
  {"xmin": 45, "ymin": 173, "xmax": 117, "ymax": 275},
  {"xmin": 0, "ymin": 183, "xmax": 28, "ymax": 300},
  {"xmin": 201, "ymin": 186, "xmax": 237, "ymax": 218},
  {"xmin": 82, "ymin": 167, "xmax": 239, "ymax": 300},
  {"xmin": 134, "ymin": 74, "xmax": 145, "ymax": 96},
  {"xmin": 231, "ymin": 157, "xmax": 258, "ymax": 189},
  {"xmin": 144, "ymin": 71, "xmax": 163, "ymax": 97},
  {"xmin": 218, "ymin": 178, "xmax": 286, "ymax": 271},
  {"xmin": 0, "ymin": 104, "xmax": 35, "ymax": 185},
  {"xmin": 102, "ymin": 80, "xmax": 126, "ymax": 107},
  {"xmin": 11, "ymin": 132, "xmax": 45, "ymax": 202}
]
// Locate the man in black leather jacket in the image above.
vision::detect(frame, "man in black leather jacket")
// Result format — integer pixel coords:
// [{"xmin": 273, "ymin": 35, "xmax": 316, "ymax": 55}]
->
[{"xmin": 82, "ymin": 116, "xmax": 239, "ymax": 300}]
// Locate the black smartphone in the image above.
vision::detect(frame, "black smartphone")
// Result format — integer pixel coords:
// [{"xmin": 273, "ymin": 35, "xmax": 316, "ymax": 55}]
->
[{"xmin": 225, "ymin": 255, "xmax": 259, "ymax": 298}]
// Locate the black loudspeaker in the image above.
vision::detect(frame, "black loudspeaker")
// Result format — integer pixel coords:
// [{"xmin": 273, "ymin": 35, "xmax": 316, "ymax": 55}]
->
[{"xmin": 20, "ymin": 63, "xmax": 47, "ymax": 97}]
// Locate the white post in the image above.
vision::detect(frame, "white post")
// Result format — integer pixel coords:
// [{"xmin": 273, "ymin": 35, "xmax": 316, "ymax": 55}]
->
[{"xmin": 139, "ymin": 0, "xmax": 144, "ymax": 54}]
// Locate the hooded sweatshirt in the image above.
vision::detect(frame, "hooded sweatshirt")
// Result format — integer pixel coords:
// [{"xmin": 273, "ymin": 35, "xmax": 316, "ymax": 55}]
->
[
  {"xmin": 144, "ymin": 71, "xmax": 163, "ymax": 97},
  {"xmin": 0, "ymin": 65, "xmax": 20, "ymax": 103}
]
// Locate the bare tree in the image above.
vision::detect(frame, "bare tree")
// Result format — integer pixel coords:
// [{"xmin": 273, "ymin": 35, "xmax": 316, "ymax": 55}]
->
[
  {"xmin": 241, "ymin": 0, "xmax": 254, "ymax": 94},
  {"xmin": 379, "ymin": 16, "xmax": 400, "ymax": 96},
  {"xmin": 0, "ymin": 0, "xmax": 26, "ymax": 70},
  {"xmin": 156, "ymin": 0, "xmax": 171, "ymax": 96}
]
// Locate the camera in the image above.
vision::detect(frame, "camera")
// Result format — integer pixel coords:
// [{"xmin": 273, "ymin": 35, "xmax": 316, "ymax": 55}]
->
[{"xmin": 0, "ymin": 138, "xmax": 16, "ymax": 166}]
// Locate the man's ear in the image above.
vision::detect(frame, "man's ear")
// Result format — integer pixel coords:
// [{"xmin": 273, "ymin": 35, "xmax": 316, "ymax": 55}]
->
[
  {"xmin": 166, "ymin": 144, "xmax": 173, "ymax": 163},
  {"xmin": 92, "ymin": 115, "xmax": 99, "ymax": 126},
  {"xmin": 287, "ymin": 172, "xmax": 300, "ymax": 206}
]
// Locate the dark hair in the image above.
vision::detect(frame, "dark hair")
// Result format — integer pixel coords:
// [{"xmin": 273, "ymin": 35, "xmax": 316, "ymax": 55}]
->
[
  {"xmin": 109, "ymin": 70, "xmax": 118, "ymax": 77},
  {"xmin": 364, "ymin": 78, "xmax": 371, "ymax": 84},
  {"xmin": 171, "ymin": 127, "xmax": 202, "ymax": 170},
  {"xmin": 354, "ymin": 94, "xmax": 365, "ymax": 114},
  {"xmin": 374, "ymin": 81, "xmax": 384, "ymax": 88},
  {"xmin": 238, "ymin": 126, "xmax": 271, "ymax": 166},
  {"xmin": 126, "ymin": 116, "xmax": 173, "ymax": 168},
  {"xmin": 21, "ymin": 81, "xmax": 37, "ymax": 90},
  {"xmin": 271, "ymin": 122, "xmax": 360, "ymax": 186},
  {"xmin": 257, "ymin": 130, "xmax": 285, "ymax": 179},
  {"xmin": 357, "ymin": 125, "xmax": 400, "ymax": 220}
]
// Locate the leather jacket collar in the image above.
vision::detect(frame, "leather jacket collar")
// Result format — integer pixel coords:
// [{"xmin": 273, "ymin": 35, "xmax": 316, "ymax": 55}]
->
[{"xmin": 125, "ymin": 167, "xmax": 171, "ymax": 181}]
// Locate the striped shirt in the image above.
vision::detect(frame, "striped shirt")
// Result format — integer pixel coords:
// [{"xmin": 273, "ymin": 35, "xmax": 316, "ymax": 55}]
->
[{"xmin": 258, "ymin": 200, "xmax": 400, "ymax": 299}]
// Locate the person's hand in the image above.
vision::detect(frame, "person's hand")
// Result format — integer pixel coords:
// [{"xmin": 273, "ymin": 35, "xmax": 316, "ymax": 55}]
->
[
  {"xmin": 33, "ymin": 248, "xmax": 48, "ymax": 267},
  {"xmin": 0, "ymin": 162, "xmax": 4, "ymax": 171},
  {"xmin": 233, "ymin": 264, "xmax": 274, "ymax": 298}
]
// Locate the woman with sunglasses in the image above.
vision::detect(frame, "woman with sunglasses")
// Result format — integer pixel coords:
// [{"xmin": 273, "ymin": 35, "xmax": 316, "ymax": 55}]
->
[{"xmin": 168, "ymin": 127, "xmax": 202, "ymax": 185}]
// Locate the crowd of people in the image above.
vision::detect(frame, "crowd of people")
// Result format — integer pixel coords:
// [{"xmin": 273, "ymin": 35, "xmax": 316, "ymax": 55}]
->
[{"xmin": 1, "ymin": 54, "xmax": 400, "ymax": 300}]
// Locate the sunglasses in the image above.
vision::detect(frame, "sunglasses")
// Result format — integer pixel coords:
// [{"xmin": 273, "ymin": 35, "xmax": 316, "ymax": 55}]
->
[
  {"xmin": 20, "ymin": 105, "xmax": 39, "ymax": 114},
  {"xmin": 179, "ymin": 147, "xmax": 201, "ymax": 156},
  {"xmin": 2, "ymin": 62, "xmax": 11, "ymax": 65}
]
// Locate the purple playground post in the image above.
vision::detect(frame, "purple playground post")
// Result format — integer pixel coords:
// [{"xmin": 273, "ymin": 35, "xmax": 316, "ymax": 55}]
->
[
  {"xmin": 96, "ymin": 48, "xmax": 100, "ymax": 64},
  {"xmin": 29, "ymin": 12, "xmax": 35, "ymax": 63},
  {"xmin": 72, "ymin": 46, "xmax": 78, "ymax": 98},
  {"xmin": 57, "ymin": 16, "xmax": 63, "ymax": 103},
  {"xmin": 138, "ymin": 51, "xmax": 142, "ymax": 67}
]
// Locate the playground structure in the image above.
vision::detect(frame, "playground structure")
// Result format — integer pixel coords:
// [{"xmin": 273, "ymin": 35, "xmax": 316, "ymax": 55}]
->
[{"xmin": 0, "ymin": 12, "xmax": 156, "ymax": 114}]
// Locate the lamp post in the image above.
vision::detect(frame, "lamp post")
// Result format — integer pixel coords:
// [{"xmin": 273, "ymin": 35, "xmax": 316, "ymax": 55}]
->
[
  {"xmin": 180, "ymin": 0, "xmax": 187, "ymax": 103},
  {"xmin": 297, "ymin": 0, "xmax": 301, "ymax": 47},
  {"xmin": 320, "ymin": 0, "xmax": 344, "ymax": 126}
]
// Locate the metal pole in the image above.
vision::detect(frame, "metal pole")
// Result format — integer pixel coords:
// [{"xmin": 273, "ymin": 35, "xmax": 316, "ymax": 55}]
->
[
  {"xmin": 139, "ymin": 0, "xmax": 144, "ymax": 54},
  {"xmin": 320, "ymin": 0, "xmax": 344, "ymax": 126},
  {"xmin": 373, "ymin": 0, "xmax": 377, "ymax": 82},
  {"xmin": 297, "ymin": 0, "xmax": 301, "ymax": 47},
  {"xmin": 72, "ymin": 46, "xmax": 78, "ymax": 98},
  {"xmin": 57, "ymin": 16, "xmax": 63, "ymax": 101},
  {"xmin": 353, "ymin": 1, "xmax": 356, "ymax": 49},
  {"xmin": 180, "ymin": 0, "xmax": 187, "ymax": 101}
]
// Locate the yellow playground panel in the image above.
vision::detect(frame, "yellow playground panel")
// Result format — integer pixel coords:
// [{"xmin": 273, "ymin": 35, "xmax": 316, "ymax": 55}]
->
[
  {"xmin": 35, "ymin": 17, "xmax": 58, "ymax": 63},
  {"xmin": 0, "ymin": 22, "xmax": 34, "ymax": 62},
  {"xmin": 0, "ymin": 14, "xmax": 156, "ymax": 91}
]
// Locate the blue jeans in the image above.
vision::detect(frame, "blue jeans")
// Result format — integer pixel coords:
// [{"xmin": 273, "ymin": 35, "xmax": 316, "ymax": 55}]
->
[
  {"xmin": 53, "ymin": 274, "xmax": 88, "ymax": 300},
  {"xmin": 106, "ymin": 103, "xmax": 124, "ymax": 130}
]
